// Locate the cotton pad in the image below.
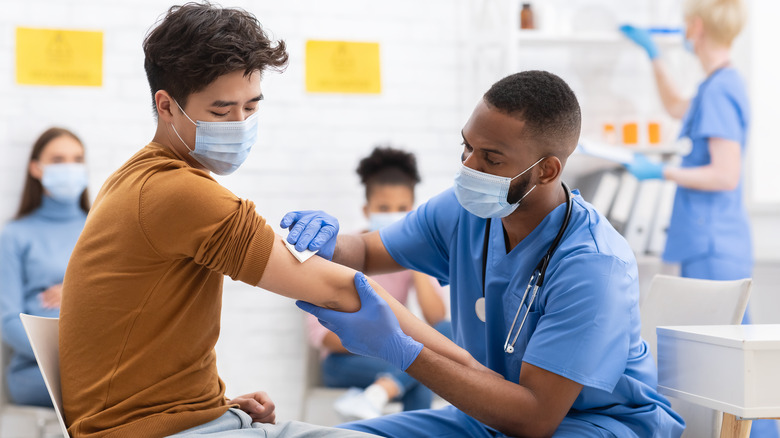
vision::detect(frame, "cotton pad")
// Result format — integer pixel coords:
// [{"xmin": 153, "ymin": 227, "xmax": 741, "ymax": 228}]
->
[{"xmin": 284, "ymin": 237, "xmax": 318, "ymax": 263}]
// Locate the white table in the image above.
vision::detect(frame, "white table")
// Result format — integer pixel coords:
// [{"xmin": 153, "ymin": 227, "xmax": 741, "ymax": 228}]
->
[{"xmin": 656, "ymin": 324, "xmax": 780, "ymax": 438}]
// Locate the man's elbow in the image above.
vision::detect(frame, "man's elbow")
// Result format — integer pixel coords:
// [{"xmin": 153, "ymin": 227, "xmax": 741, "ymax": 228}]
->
[{"xmin": 321, "ymin": 280, "xmax": 361, "ymax": 313}]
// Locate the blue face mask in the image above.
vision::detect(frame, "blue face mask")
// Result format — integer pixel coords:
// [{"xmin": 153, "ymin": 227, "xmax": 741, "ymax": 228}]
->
[
  {"xmin": 41, "ymin": 163, "xmax": 88, "ymax": 203},
  {"xmin": 368, "ymin": 212, "xmax": 408, "ymax": 231},
  {"xmin": 683, "ymin": 26, "xmax": 695, "ymax": 53},
  {"xmin": 453, "ymin": 157, "xmax": 544, "ymax": 218},
  {"xmin": 171, "ymin": 100, "xmax": 258, "ymax": 175}
]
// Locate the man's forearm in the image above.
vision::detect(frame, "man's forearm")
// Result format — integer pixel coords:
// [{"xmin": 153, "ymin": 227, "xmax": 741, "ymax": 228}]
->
[
  {"xmin": 405, "ymin": 348, "xmax": 560, "ymax": 438},
  {"xmin": 331, "ymin": 234, "xmax": 367, "ymax": 271}
]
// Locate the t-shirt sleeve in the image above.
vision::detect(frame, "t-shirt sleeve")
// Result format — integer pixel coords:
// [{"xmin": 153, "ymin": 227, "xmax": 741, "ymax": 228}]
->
[
  {"xmin": 522, "ymin": 253, "xmax": 633, "ymax": 392},
  {"xmin": 379, "ymin": 190, "xmax": 459, "ymax": 285},
  {"xmin": 139, "ymin": 168, "xmax": 275, "ymax": 285},
  {"xmin": 691, "ymin": 78, "xmax": 745, "ymax": 143}
]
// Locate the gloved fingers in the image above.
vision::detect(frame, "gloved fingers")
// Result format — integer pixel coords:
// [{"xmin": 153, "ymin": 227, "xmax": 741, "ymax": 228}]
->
[
  {"xmin": 309, "ymin": 224, "xmax": 337, "ymax": 251},
  {"xmin": 280, "ymin": 211, "xmax": 303, "ymax": 230},
  {"xmin": 295, "ymin": 218, "xmax": 325, "ymax": 252},
  {"xmin": 632, "ymin": 152, "xmax": 650, "ymax": 165},
  {"xmin": 354, "ymin": 272, "xmax": 384, "ymax": 310},
  {"xmin": 295, "ymin": 299, "xmax": 321, "ymax": 316},
  {"xmin": 287, "ymin": 215, "xmax": 313, "ymax": 245}
]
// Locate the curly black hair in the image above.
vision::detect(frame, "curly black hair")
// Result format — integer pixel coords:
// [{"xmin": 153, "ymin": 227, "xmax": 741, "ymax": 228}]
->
[
  {"xmin": 143, "ymin": 2, "xmax": 288, "ymax": 113},
  {"xmin": 484, "ymin": 70, "xmax": 581, "ymax": 160},
  {"xmin": 356, "ymin": 146, "xmax": 421, "ymax": 200}
]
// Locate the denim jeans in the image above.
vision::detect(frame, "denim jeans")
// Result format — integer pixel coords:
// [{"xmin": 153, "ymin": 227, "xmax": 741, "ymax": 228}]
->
[
  {"xmin": 167, "ymin": 408, "xmax": 376, "ymax": 437},
  {"xmin": 321, "ymin": 320, "xmax": 452, "ymax": 411}
]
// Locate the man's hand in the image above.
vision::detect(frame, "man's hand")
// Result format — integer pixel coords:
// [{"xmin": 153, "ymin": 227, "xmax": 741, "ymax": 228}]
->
[
  {"xmin": 228, "ymin": 391, "xmax": 276, "ymax": 424},
  {"xmin": 280, "ymin": 210, "xmax": 339, "ymax": 260},
  {"xmin": 39, "ymin": 284, "xmax": 63, "ymax": 309},
  {"xmin": 296, "ymin": 272, "xmax": 423, "ymax": 371}
]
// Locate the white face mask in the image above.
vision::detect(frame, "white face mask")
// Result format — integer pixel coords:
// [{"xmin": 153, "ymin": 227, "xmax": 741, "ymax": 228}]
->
[
  {"xmin": 171, "ymin": 100, "xmax": 258, "ymax": 175},
  {"xmin": 41, "ymin": 163, "xmax": 88, "ymax": 203},
  {"xmin": 453, "ymin": 157, "xmax": 544, "ymax": 219},
  {"xmin": 368, "ymin": 212, "xmax": 408, "ymax": 231}
]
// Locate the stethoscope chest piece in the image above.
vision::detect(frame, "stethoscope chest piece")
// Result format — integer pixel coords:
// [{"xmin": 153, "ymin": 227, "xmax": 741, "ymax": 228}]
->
[{"xmin": 475, "ymin": 297, "xmax": 486, "ymax": 322}]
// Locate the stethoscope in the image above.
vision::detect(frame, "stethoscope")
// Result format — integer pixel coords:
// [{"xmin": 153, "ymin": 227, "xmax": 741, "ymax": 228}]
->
[{"xmin": 475, "ymin": 182, "xmax": 573, "ymax": 354}]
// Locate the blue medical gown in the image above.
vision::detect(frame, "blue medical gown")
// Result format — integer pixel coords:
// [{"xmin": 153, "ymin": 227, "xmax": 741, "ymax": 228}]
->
[
  {"xmin": 664, "ymin": 67, "xmax": 751, "ymax": 264},
  {"xmin": 381, "ymin": 189, "xmax": 684, "ymax": 437}
]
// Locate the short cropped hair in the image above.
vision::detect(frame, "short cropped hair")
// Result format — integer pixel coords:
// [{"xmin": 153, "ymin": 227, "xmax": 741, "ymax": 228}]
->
[
  {"xmin": 356, "ymin": 146, "xmax": 421, "ymax": 200},
  {"xmin": 684, "ymin": 0, "xmax": 746, "ymax": 46},
  {"xmin": 483, "ymin": 70, "xmax": 581, "ymax": 162},
  {"xmin": 143, "ymin": 2, "xmax": 288, "ymax": 112}
]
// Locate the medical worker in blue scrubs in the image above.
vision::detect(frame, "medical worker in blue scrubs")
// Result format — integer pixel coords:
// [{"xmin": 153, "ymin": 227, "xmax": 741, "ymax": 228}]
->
[
  {"xmin": 622, "ymin": 2, "xmax": 778, "ymax": 435},
  {"xmin": 284, "ymin": 71, "xmax": 685, "ymax": 437},
  {"xmin": 621, "ymin": 0, "xmax": 755, "ymax": 313}
]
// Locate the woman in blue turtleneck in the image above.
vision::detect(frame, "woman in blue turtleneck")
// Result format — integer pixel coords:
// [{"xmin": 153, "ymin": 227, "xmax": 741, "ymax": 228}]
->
[{"xmin": 0, "ymin": 127, "xmax": 89, "ymax": 407}]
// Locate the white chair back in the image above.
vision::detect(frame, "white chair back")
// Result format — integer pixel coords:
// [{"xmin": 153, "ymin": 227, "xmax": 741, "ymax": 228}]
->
[
  {"xmin": 640, "ymin": 275, "xmax": 751, "ymax": 438},
  {"xmin": 19, "ymin": 314, "xmax": 69, "ymax": 438}
]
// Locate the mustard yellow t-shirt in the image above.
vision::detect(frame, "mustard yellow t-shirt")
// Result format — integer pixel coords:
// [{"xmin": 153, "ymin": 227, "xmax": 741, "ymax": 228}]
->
[{"xmin": 59, "ymin": 143, "xmax": 275, "ymax": 438}]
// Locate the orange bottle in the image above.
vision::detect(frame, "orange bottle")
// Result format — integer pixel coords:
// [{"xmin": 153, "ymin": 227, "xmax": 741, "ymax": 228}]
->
[
  {"xmin": 647, "ymin": 122, "xmax": 661, "ymax": 145},
  {"xmin": 622, "ymin": 122, "xmax": 638, "ymax": 146},
  {"xmin": 520, "ymin": 3, "xmax": 534, "ymax": 30}
]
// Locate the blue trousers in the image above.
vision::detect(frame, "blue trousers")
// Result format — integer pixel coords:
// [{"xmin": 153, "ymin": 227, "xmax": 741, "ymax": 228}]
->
[
  {"xmin": 681, "ymin": 254, "xmax": 779, "ymax": 438},
  {"xmin": 338, "ymin": 405, "xmax": 619, "ymax": 438},
  {"xmin": 7, "ymin": 359, "xmax": 52, "ymax": 407},
  {"xmin": 322, "ymin": 321, "xmax": 452, "ymax": 412}
]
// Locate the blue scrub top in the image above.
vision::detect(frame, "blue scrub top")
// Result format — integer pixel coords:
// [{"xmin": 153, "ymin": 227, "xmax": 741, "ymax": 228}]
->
[
  {"xmin": 664, "ymin": 67, "xmax": 751, "ymax": 263},
  {"xmin": 381, "ymin": 188, "xmax": 684, "ymax": 437}
]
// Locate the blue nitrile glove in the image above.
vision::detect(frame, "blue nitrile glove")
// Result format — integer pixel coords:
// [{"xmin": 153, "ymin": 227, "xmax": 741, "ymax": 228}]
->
[
  {"xmin": 625, "ymin": 153, "xmax": 665, "ymax": 180},
  {"xmin": 280, "ymin": 210, "xmax": 339, "ymax": 260},
  {"xmin": 620, "ymin": 24, "xmax": 659, "ymax": 59},
  {"xmin": 296, "ymin": 272, "xmax": 424, "ymax": 371}
]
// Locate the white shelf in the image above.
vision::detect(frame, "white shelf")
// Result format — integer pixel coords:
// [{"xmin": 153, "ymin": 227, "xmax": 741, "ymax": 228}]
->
[{"xmin": 514, "ymin": 30, "xmax": 682, "ymax": 47}]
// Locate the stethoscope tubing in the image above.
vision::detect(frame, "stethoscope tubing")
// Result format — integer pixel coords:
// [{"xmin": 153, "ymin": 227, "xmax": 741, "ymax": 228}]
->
[{"xmin": 481, "ymin": 182, "xmax": 573, "ymax": 354}]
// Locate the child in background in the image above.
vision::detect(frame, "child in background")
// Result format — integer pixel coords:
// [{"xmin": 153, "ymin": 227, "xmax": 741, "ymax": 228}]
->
[
  {"xmin": 0, "ymin": 127, "xmax": 89, "ymax": 407},
  {"xmin": 306, "ymin": 147, "xmax": 452, "ymax": 421}
]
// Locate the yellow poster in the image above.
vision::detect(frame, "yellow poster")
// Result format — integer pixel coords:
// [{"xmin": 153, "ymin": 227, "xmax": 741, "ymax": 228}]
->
[
  {"xmin": 16, "ymin": 27, "xmax": 103, "ymax": 87},
  {"xmin": 305, "ymin": 40, "xmax": 381, "ymax": 94}
]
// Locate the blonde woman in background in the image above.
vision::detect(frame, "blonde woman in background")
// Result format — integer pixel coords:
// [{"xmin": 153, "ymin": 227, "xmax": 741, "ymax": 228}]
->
[{"xmin": 622, "ymin": 1, "xmax": 777, "ymax": 435}]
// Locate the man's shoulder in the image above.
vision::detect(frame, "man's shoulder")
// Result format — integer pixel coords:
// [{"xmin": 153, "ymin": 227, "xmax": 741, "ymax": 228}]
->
[
  {"xmin": 564, "ymin": 194, "xmax": 635, "ymax": 266},
  {"xmin": 110, "ymin": 144, "xmax": 217, "ymax": 195}
]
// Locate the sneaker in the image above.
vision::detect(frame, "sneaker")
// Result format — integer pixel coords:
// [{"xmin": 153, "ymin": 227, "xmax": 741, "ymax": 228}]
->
[{"xmin": 333, "ymin": 387, "xmax": 382, "ymax": 421}]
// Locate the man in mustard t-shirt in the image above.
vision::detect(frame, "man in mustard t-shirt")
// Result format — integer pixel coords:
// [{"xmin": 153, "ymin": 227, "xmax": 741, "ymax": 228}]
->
[{"xmin": 58, "ymin": 4, "xmax": 483, "ymax": 438}]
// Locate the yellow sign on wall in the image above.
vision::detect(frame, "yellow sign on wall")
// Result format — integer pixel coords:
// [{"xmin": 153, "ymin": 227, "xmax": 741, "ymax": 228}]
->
[
  {"xmin": 16, "ymin": 27, "xmax": 103, "ymax": 87},
  {"xmin": 305, "ymin": 40, "xmax": 381, "ymax": 94}
]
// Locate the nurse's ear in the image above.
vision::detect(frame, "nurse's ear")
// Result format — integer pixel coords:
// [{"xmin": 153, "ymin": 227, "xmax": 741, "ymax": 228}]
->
[
  {"xmin": 537, "ymin": 156, "xmax": 562, "ymax": 185},
  {"xmin": 155, "ymin": 90, "xmax": 176, "ymax": 124}
]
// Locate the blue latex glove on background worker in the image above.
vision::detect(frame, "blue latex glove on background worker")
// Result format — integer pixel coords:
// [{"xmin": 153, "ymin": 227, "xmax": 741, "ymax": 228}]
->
[
  {"xmin": 618, "ymin": 25, "xmax": 666, "ymax": 181},
  {"xmin": 626, "ymin": 153, "xmax": 665, "ymax": 180},
  {"xmin": 297, "ymin": 272, "xmax": 424, "ymax": 371},
  {"xmin": 619, "ymin": 24, "xmax": 659, "ymax": 59},
  {"xmin": 280, "ymin": 210, "xmax": 339, "ymax": 260}
]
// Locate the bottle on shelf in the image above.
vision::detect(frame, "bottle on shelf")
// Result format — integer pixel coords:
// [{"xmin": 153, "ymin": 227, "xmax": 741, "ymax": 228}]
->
[
  {"xmin": 602, "ymin": 123, "xmax": 618, "ymax": 145},
  {"xmin": 647, "ymin": 121, "xmax": 661, "ymax": 146},
  {"xmin": 520, "ymin": 3, "xmax": 534, "ymax": 30},
  {"xmin": 622, "ymin": 122, "xmax": 639, "ymax": 146}
]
